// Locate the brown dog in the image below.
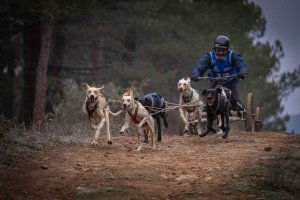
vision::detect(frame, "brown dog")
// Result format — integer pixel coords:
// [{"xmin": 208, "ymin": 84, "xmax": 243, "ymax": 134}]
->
[
  {"xmin": 118, "ymin": 89, "xmax": 156, "ymax": 151},
  {"xmin": 82, "ymin": 83, "xmax": 121, "ymax": 146}
]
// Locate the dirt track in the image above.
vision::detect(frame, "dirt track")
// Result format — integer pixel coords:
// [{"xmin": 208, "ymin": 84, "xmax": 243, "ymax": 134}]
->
[{"xmin": 1, "ymin": 131, "xmax": 299, "ymax": 200}]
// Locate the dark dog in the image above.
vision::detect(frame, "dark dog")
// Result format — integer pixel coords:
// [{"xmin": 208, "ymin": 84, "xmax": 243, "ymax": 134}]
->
[
  {"xmin": 136, "ymin": 92, "xmax": 168, "ymax": 142},
  {"xmin": 200, "ymin": 87, "xmax": 232, "ymax": 139}
]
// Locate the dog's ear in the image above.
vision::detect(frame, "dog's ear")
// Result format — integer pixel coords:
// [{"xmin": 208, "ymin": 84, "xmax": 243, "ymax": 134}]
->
[
  {"xmin": 202, "ymin": 89, "xmax": 207, "ymax": 96},
  {"xmin": 124, "ymin": 88, "xmax": 134, "ymax": 96},
  {"xmin": 186, "ymin": 77, "xmax": 191, "ymax": 83},
  {"xmin": 82, "ymin": 83, "xmax": 90, "ymax": 89},
  {"xmin": 97, "ymin": 85, "xmax": 104, "ymax": 91},
  {"xmin": 134, "ymin": 97, "xmax": 139, "ymax": 101},
  {"xmin": 129, "ymin": 88, "xmax": 134, "ymax": 96},
  {"xmin": 216, "ymin": 87, "xmax": 222, "ymax": 94}
]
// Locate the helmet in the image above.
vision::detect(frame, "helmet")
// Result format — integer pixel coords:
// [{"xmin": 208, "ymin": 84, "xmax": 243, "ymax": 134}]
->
[{"xmin": 214, "ymin": 35, "xmax": 230, "ymax": 49}]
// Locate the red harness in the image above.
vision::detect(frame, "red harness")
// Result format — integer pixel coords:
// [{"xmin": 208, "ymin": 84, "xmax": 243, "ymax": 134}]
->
[{"xmin": 128, "ymin": 102, "xmax": 140, "ymax": 124}]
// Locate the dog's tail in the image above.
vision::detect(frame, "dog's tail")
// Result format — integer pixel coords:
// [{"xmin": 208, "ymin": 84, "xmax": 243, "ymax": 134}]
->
[{"xmin": 109, "ymin": 110, "xmax": 122, "ymax": 117}]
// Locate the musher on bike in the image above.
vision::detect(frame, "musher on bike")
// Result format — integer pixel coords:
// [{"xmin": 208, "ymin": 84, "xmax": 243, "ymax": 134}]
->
[{"xmin": 191, "ymin": 35, "xmax": 248, "ymax": 114}]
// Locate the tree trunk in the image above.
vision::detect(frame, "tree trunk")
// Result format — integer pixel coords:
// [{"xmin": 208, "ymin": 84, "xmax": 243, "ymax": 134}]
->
[
  {"xmin": 19, "ymin": 17, "xmax": 41, "ymax": 128},
  {"xmin": 32, "ymin": 21, "xmax": 53, "ymax": 129},
  {"xmin": 49, "ymin": 30, "xmax": 66, "ymax": 77},
  {"xmin": 0, "ymin": 37, "xmax": 13, "ymax": 118},
  {"xmin": 46, "ymin": 30, "xmax": 66, "ymax": 114},
  {"xmin": 4, "ymin": 51, "xmax": 16, "ymax": 119},
  {"xmin": 0, "ymin": 6, "xmax": 17, "ymax": 120}
]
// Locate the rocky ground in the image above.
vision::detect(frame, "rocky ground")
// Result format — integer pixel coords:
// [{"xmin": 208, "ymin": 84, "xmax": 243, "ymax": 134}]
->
[{"xmin": 0, "ymin": 131, "xmax": 299, "ymax": 200}]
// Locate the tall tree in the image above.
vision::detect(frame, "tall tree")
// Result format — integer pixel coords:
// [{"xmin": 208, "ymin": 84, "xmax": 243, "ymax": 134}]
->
[
  {"xmin": 32, "ymin": 20, "xmax": 53, "ymax": 129},
  {"xmin": 19, "ymin": 0, "xmax": 104, "ymax": 129},
  {"xmin": 20, "ymin": 15, "xmax": 41, "ymax": 128},
  {"xmin": 0, "ymin": 0, "xmax": 21, "ymax": 119}
]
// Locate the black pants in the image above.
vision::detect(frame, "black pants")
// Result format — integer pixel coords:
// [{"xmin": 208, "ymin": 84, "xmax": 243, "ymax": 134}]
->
[{"xmin": 211, "ymin": 81, "xmax": 239, "ymax": 111}]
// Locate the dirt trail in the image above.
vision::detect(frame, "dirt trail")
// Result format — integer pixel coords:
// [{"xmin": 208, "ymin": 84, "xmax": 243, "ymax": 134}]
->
[{"xmin": 1, "ymin": 131, "xmax": 299, "ymax": 200}]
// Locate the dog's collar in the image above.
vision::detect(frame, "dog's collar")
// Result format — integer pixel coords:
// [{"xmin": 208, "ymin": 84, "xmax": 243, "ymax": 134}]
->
[
  {"xmin": 128, "ymin": 100, "xmax": 140, "ymax": 124},
  {"xmin": 86, "ymin": 100, "xmax": 98, "ymax": 119},
  {"xmin": 209, "ymin": 94, "xmax": 220, "ymax": 113},
  {"xmin": 182, "ymin": 90, "xmax": 193, "ymax": 103}
]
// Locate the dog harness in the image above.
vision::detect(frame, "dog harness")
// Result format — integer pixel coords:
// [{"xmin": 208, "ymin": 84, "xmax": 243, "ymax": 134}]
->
[
  {"xmin": 86, "ymin": 101, "xmax": 98, "ymax": 119},
  {"xmin": 181, "ymin": 90, "xmax": 194, "ymax": 104},
  {"xmin": 143, "ymin": 93, "xmax": 165, "ymax": 110},
  {"xmin": 128, "ymin": 101, "xmax": 140, "ymax": 124},
  {"xmin": 209, "ymin": 94, "xmax": 220, "ymax": 113}
]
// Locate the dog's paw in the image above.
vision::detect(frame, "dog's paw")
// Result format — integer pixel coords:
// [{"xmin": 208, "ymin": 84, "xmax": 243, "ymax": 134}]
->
[
  {"xmin": 217, "ymin": 129, "xmax": 224, "ymax": 136},
  {"xmin": 183, "ymin": 128, "xmax": 190, "ymax": 136},
  {"xmin": 222, "ymin": 128, "xmax": 230, "ymax": 139},
  {"xmin": 210, "ymin": 128, "xmax": 217, "ymax": 133},
  {"xmin": 134, "ymin": 146, "xmax": 142, "ymax": 152},
  {"xmin": 199, "ymin": 130, "xmax": 209, "ymax": 137},
  {"xmin": 183, "ymin": 128, "xmax": 189, "ymax": 134},
  {"xmin": 107, "ymin": 140, "xmax": 112, "ymax": 145},
  {"xmin": 222, "ymin": 133, "xmax": 229, "ymax": 139},
  {"xmin": 91, "ymin": 140, "xmax": 98, "ymax": 146}
]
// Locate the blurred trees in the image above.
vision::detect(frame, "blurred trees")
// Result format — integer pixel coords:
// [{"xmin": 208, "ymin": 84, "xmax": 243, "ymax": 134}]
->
[{"xmin": 0, "ymin": 0, "xmax": 299, "ymax": 131}]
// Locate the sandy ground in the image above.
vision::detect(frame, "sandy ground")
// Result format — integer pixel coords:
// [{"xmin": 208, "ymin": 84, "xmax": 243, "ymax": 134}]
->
[{"xmin": 0, "ymin": 131, "xmax": 299, "ymax": 200}]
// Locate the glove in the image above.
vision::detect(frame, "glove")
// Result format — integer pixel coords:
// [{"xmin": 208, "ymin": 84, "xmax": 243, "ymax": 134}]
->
[
  {"xmin": 237, "ymin": 73, "xmax": 247, "ymax": 80},
  {"xmin": 191, "ymin": 76, "xmax": 200, "ymax": 82}
]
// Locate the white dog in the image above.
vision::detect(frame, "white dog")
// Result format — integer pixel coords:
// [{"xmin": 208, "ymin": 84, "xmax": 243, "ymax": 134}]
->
[
  {"xmin": 118, "ymin": 89, "xmax": 156, "ymax": 151},
  {"xmin": 178, "ymin": 77, "xmax": 205, "ymax": 136},
  {"xmin": 82, "ymin": 83, "xmax": 121, "ymax": 146}
]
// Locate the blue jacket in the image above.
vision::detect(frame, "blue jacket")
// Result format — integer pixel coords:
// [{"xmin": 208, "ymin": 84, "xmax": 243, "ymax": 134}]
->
[{"xmin": 191, "ymin": 49, "xmax": 248, "ymax": 84}]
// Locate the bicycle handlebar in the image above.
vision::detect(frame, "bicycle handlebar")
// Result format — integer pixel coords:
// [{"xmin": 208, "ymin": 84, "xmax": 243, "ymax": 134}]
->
[{"xmin": 197, "ymin": 73, "xmax": 240, "ymax": 81}]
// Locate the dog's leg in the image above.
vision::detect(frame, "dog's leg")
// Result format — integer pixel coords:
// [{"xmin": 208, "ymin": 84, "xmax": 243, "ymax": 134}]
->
[
  {"xmin": 217, "ymin": 115, "xmax": 222, "ymax": 127},
  {"xmin": 216, "ymin": 114, "xmax": 224, "ymax": 136},
  {"xmin": 199, "ymin": 112, "xmax": 215, "ymax": 137},
  {"xmin": 143, "ymin": 129, "xmax": 148, "ymax": 144},
  {"xmin": 196, "ymin": 108, "xmax": 203, "ymax": 136},
  {"xmin": 119, "ymin": 114, "xmax": 131, "ymax": 135},
  {"xmin": 148, "ymin": 117, "xmax": 156, "ymax": 149},
  {"xmin": 105, "ymin": 108, "xmax": 112, "ymax": 144},
  {"xmin": 137, "ymin": 115, "xmax": 150, "ymax": 128},
  {"xmin": 150, "ymin": 126, "xmax": 156, "ymax": 150},
  {"xmin": 88, "ymin": 118, "xmax": 98, "ymax": 130},
  {"xmin": 220, "ymin": 113, "xmax": 225, "ymax": 132},
  {"xmin": 91, "ymin": 117, "xmax": 106, "ymax": 146},
  {"xmin": 155, "ymin": 115, "xmax": 162, "ymax": 142},
  {"xmin": 161, "ymin": 104, "xmax": 168, "ymax": 128},
  {"xmin": 222, "ymin": 108, "xmax": 230, "ymax": 139},
  {"xmin": 135, "ymin": 127, "xmax": 142, "ymax": 151},
  {"xmin": 179, "ymin": 107, "xmax": 189, "ymax": 135}
]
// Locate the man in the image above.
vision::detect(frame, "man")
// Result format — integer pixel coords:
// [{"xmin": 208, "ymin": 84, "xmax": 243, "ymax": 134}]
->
[{"xmin": 191, "ymin": 35, "xmax": 248, "ymax": 113}]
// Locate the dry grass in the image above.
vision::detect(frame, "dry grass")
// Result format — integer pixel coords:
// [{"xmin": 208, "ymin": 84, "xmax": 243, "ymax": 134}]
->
[{"xmin": 265, "ymin": 151, "xmax": 300, "ymax": 195}]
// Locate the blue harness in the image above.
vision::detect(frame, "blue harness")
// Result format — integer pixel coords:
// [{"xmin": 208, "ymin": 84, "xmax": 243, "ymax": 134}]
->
[
  {"xmin": 209, "ymin": 50, "xmax": 237, "ymax": 84},
  {"xmin": 143, "ymin": 93, "xmax": 164, "ymax": 108}
]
